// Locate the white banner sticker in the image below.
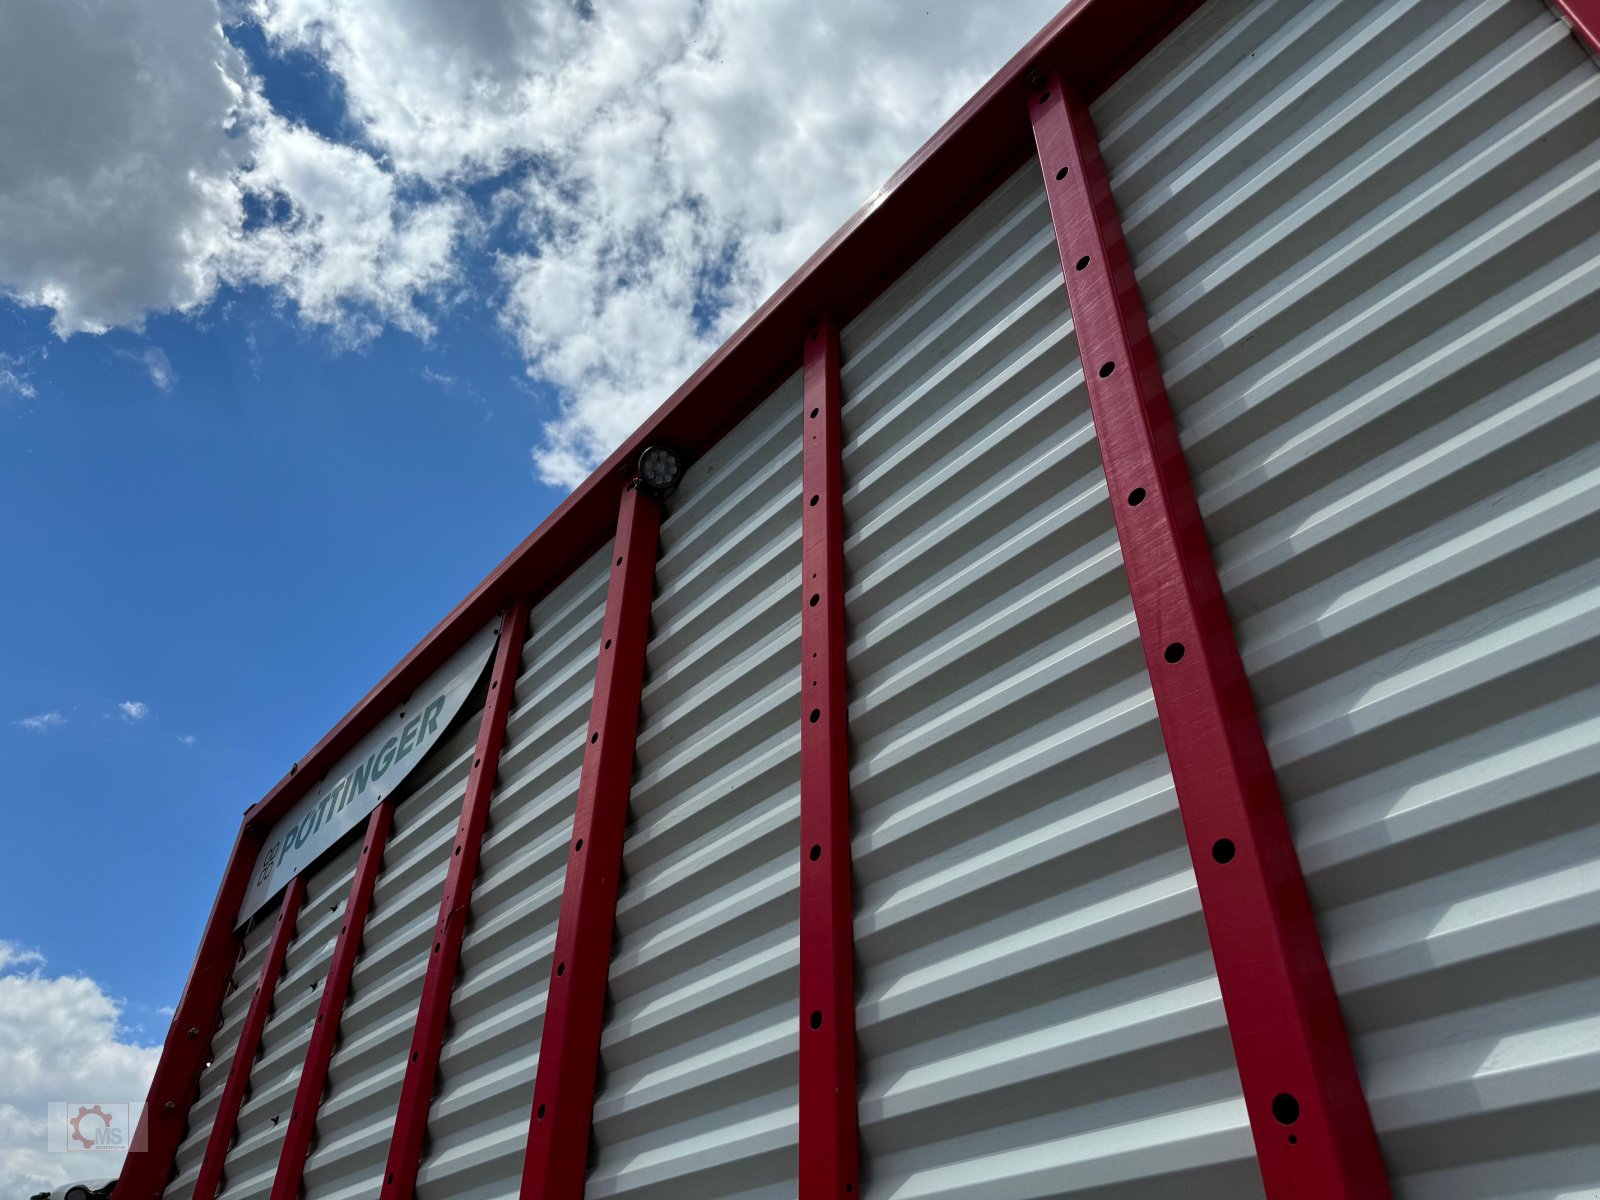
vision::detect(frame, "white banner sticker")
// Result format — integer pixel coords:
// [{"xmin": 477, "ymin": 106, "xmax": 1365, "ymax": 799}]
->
[{"xmin": 237, "ymin": 621, "xmax": 500, "ymax": 925}]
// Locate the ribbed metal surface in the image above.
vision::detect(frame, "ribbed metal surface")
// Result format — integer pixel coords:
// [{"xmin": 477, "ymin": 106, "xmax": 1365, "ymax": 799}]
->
[
  {"xmin": 285, "ymin": 629, "xmax": 493, "ymax": 1200},
  {"xmin": 587, "ymin": 375, "xmax": 804, "ymax": 1199},
  {"xmin": 838, "ymin": 162, "xmax": 1262, "ymax": 1199},
  {"xmin": 1095, "ymin": 0, "xmax": 1600, "ymax": 1195},
  {"xmin": 225, "ymin": 853, "xmax": 343, "ymax": 1199},
  {"xmin": 165, "ymin": 903, "xmax": 278, "ymax": 1200},
  {"xmin": 415, "ymin": 546, "xmax": 611, "ymax": 1200}
]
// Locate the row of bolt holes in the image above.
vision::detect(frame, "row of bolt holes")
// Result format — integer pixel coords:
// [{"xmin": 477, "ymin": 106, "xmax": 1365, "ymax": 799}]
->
[
  {"xmin": 804, "ymin": 381, "xmax": 854, "ymax": 1200},
  {"xmin": 1048, "ymin": 94, "xmax": 1301, "ymax": 1145},
  {"xmin": 602, "ymin": 211, "xmax": 1272, "ymax": 1153},
  {"xmin": 1034, "ymin": 180, "xmax": 1244, "ymax": 871},
  {"xmin": 459, "ymin": 549, "xmax": 846, "ymax": 1165},
  {"xmin": 1065, "ymin": 230, "xmax": 1242, "ymax": 875},
  {"xmin": 1041, "ymin": 194, "xmax": 1303, "ymax": 1126},
  {"xmin": 1039, "ymin": 96, "xmax": 1316, "ymax": 1148},
  {"xmin": 534, "ymin": 559, "xmax": 610, "ymax": 1124},
  {"xmin": 556, "ymin": 579, "xmax": 617, "ymax": 908},
  {"xmin": 808, "ymin": 399, "xmax": 827, "ymax": 722},
  {"xmin": 803, "ymin": 385, "xmax": 843, "ymax": 1163}
]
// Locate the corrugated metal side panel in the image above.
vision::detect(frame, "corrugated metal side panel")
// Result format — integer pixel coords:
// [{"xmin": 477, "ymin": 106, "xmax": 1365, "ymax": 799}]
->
[
  {"xmin": 415, "ymin": 545, "xmax": 612, "ymax": 1200},
  {"xmin": 165, "ymin": 915, "xmax": 278, "ymax": 1199},
  {"xmin": 587, "ymin": 374, "xmax": 803, "ymax": 1199},
  {"xmin": 297, "ymin": 634, "xmax": 495, "ymax": 1200},
  {"xmin": 1094, "ymin": 0, "xmax": 1600, "ymax": 1195},
  {"xmin": 200, "ymin": 839, "xmax": 363, "ymax": 1200},
  {"xmin": 837, "ymin": 162, "xmax": 1262, "ymax": 1199}
]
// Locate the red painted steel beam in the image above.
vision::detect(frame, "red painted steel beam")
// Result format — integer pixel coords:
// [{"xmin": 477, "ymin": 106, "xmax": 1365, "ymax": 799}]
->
[
  {"xmin": 520, "ymin": 485, "xmax": 661, "ymax": 1200},
  {"xmin": 270, "ymin": 799, "xmax": 394, "ymax": 1200},
  {"xmin": 1028, "ymin": 78, "xmax": 1391, "ymax": 1198},
  {"xmin": 381, "ymin": 601, "xmax": 532, "ymax": 1200},
  {"xmin": 115, "ymin": 825, "xmax": 265, "ymax": 1200},
  {"xmin": 126, "ymin": 8, "xmax": 1200, "ymax": 1194},
  {"xmin": 1551, "ymin": 0, "xmax": 1600, "ymax": 55},
  {"xmin": 798, "ymin": 319, "xmax": 859, "ymax": 1200},
  {"xmin": 229, "ymin": 0, "xmax": 1199, "ymax": 847},
  {"xmin": 192, "ymin": 874, "xmax": 307, "ymax": 1200}
]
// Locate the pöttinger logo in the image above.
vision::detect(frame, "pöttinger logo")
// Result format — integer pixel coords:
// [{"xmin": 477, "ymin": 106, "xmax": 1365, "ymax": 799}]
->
[{"xmin": 46, "ymin": 1101, "xmax": 147, "ymax": 1152}]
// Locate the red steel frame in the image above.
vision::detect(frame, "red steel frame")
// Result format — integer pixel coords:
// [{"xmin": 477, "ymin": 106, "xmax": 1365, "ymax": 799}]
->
[
  {"xmin": 118, "ymin": 6, "xmax": 1256, "ymax": 1196},
  {"xmin": 798, "ymin": 319, "xmax": 859, "ymax": 1199},
  {"xmin": 381, "ymin": 599, "xmax": 532, "ymax": 1200},
  {"xmin": 269, "ymin": 798, "xmax": 394, "ymax": 1200},
  {"xmin": 191, "ymin": 874, "xmax": 306, "ymax": 1200},
  {"xmin": 520, "ymin": 485, "xmax": 660, "ymax": 1200},
  {"xmin": 213, "ymin": 0, "xmax": 1198, "ymax": 849},
  {"xmin": 1029, "ymin": 78, "xmax": 1390, "ymax": 1197}
]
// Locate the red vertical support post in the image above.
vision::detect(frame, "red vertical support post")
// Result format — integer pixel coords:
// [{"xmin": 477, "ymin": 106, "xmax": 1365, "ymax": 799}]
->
[
  {"xmin": 1028, "ymin": 76, "xmax": 1390, "ymax": 1199},
  {"xmin": 191, "ymin": 874, "xmax": 307, "ymax": 1200},
  {"xmin": 269, "ymin": 799, "xmax": 394, "ymax": 1200},
  {"xmin": 519, "ymin": 485, "xmax": 660, "ymax": 1200},
  {"xmin": 381, "ymin": 601, "xmax": 531, "ymax": 1200},
  {"xmin": 798, "ymin": 318, "xmax": 859, "ymax": 1200},
  {"xmin": 115, "ymin": 825, "xmax": 265, "ymax": 1200}
]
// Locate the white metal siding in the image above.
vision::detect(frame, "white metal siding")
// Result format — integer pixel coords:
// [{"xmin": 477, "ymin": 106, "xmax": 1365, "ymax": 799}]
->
[
  {"xmin": 203, "ymin": 839, "xmax": 366, "ymax": 1200},
  {"xmin": 1095, "ymin": 0, "xmax": 1600, "ymax": 1194},
  {"xmin": 588, "ymin": 375, "xmax": 804, "ymax": 1199},
  {"xmin": 163, "ymin": 645, "xmax": 494, "ymax": 1200},
  {"xmin": 416, "ymin": 546, "xmax": 612, "ymax": 1200},
  {"xmin": 157, "ymin": 5, "xmax": 1600, "ymax": 1198},
  {"xmin": 295, "ymin": 641, "xmax": 494, "ymax": 1200},
  {"xmin": 165, "ymin": 905, "xmax": 278, "ymax": 1200},
  {"xmin": 838, "ymin": 163, "xmax": 1262, "ymax": 1199}
]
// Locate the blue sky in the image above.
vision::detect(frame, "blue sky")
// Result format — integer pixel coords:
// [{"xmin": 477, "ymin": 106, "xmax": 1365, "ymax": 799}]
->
[
  {"xmin": 0, "ymin": 27, "xmax": 580, "ymax": 1038},
  {"xmin": 0, "ymin": 5, "xmax": 1063, "ymax": 1187},
  {"xmin": 0, "ymin": 288, "xmax": 569, "ymax": 1036}
]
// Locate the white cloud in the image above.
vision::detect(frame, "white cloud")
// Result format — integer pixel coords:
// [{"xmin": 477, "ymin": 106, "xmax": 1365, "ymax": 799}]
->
[
  {"xmin": 117, "ymin": 701, "xmax": 150, "ymax": 722},
  {"xmin": 0, "ymin": 0, "xmax": 463, "ymax": 344},
  {"xmin": 177, "ymin": 734, "xmax": 198, "ymax": 746},
  {"xmin": 116, "ymin": 347, "xmax": 179, "ymax": 392},
  {"xmin": 0, "ymin": 945, "xmax": 44, "ymax": 973},
  {"xmin": 0, "ymin": 943, "xmax": 161, "ymax": 1198},
  {"xmin": 0, "ymin": 351, "xmax": 38, "ymax": 400},
  {"xmin": 222, "ymin": 117, "xmax": 470, "ymax": 342},
  {"xmin": 14, "ymin": 712, "xmax": 66, "ymax": 733},
  {"xmin": 249, "ymin": 0, "xmax": 1062, "ymax": 485},
  {"xmin": 2, "ymin": 0, "xmax": 1062, "ymax": 485}
]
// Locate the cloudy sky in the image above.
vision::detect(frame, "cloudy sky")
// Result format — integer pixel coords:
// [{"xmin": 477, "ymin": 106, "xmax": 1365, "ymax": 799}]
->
[{"xmin": 0, "ymin": 0, "xmax": 1061, "ymax": 1191}]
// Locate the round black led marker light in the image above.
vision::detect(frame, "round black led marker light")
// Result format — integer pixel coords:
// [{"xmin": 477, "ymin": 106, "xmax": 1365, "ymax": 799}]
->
[{"xmin": 635, "ymin": 443, "xmax": 685, "ymax": 498}]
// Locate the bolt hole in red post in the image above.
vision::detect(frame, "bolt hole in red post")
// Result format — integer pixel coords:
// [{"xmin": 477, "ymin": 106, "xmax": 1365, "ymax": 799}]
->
[
  {"xmin": 520, "ymin": 483, "xmax": 661, "ymax": 1200},
  {"xmin": 117, "ymin": 3, "xmax": 1578, "ymax": 1196},
  {"xmin": 379, "ymin": 600, "xmax": 531, "ymax": 1200},
  {"xmin": 1029, "ymin": 72, "xmax": 1389, "ymax": 1199},
  {"xmin": 797, "ymin": 316, "xmax": 860, "ymax": 1200}
]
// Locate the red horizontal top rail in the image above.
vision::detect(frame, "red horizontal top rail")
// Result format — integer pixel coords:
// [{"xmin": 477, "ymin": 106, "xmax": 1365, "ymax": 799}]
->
[
  {"xmin": 192, "ymin": 874, "xmax": 306, "ymax": 1200},
  {"xmin": 270, "ymin": 798, "xmax": 394, "ymax": 1200},
  {"xmin": 381, "ymin": 599, "xmax": 531, "ymax": 1200},
  {"xmin": 233, "ymin": 0, "xmax": 1200, "ymax": 842}
]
